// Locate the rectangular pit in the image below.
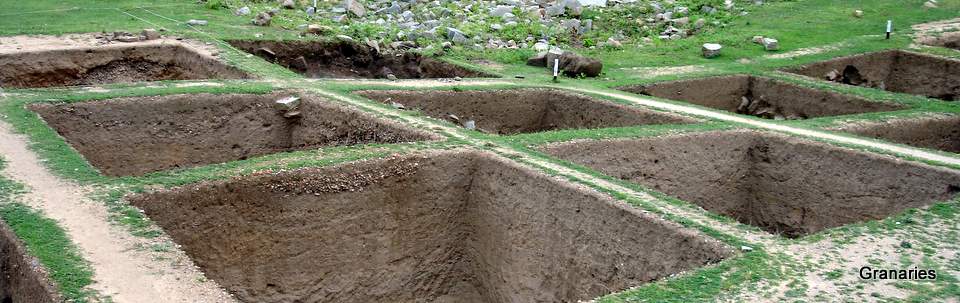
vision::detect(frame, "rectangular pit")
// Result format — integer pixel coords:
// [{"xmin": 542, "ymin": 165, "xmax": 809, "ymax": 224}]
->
[
  {"xmin": 30, "ymin": 92, "xmax": 438, "ymax": 176},
  {"xmin": 783, "ymin": 50, "xmax": 960, "ymax": 101},
  {"xmin": 541, "ymin": 130, "xmax": 960, "ymax": 237},
  {"xmin": 0, "ymin": 44, "xmax": 249, "ymax": 89},
  {"xmin": 617, "ymin": 75, "xmax": 905, "ymax": 120},
  {"xmin": 227, "ymin": 40, "xmax": 494, "ymax": 79},
  {"xmin": 835, "ymin": 115, "xmax": 960, "ymax": 154},
  {"xmin": 357, "ymin": 88, "xmax": 697, "ymax": 134},
  {"xmin": 0, "ymin": 221, "xmax": 61, "ymax": 303},
  {"xmin": 127, "ymin": 150, "xmax": 730, "ymax": 303}
]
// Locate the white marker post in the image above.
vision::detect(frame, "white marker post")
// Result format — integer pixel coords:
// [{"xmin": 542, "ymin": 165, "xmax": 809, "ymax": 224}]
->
[
  {"xmin": 886, "ymin": 20, "xmax": 892, "ymax": 39},
  {"xmin": 552, "ymin": 58, "xmax": 559, "ymax": 82}
]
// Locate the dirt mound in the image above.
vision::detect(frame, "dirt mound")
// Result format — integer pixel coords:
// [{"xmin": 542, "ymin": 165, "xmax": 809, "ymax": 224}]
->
[
  {"xmin": 783, "ymin": 50, "xmax": 960, "ymax": 101},
  {"xmin": 358, "ymin": 88, "xmax": 696, "ymax": 134},
  {"xmin": 542, "ymin": 130, "xmax": 960, "ymax": 237},
  {"xmin": 618, "ymin": 75, "xmax": 904, "ymax": 120},
  {"xmin": 0, "ymin": 221, "xmax": 61, "ymax": 303},
  {"xmin": 835, "ymin": 115, "xmax": 960, "ymax": 153},
  {"xmin": 0, "ymin": 44, "xmax": 249, "ymax": 89},
  {"xmin": 30, "ymin": 92, "xmax": 438, "ymax": 176},
  {"xmin": 127, "ymin": 150, "xmax": 730, "ymax": 303},
  {"xmin": 228, "ymin": 40, "xmax": 494, "ymax": 79}
]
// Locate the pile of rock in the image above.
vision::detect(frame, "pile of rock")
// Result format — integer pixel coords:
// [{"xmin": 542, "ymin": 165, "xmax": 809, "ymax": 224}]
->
[
  {"xmin": 526, "ymin": 46, "xmax": 602, "ymax": 77},
  {"xmin": 736, "ymin": 96, "xmax": 800, "ymax": 120},
  {"xmin": 224, "ymin": 0, "xmax": 761, "ymax": 53}
]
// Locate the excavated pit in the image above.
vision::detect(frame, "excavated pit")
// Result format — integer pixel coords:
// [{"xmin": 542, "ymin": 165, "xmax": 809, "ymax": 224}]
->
[
  {"xmin": 783, "ymin": 50, "xmax": 960, "ymax": 101},
  {"xmin": 617, "ymin": 75, "xmax": 905, "ymax": 120},
  {"xmin": 127, "ymin": 150, "xmax": 730, "ymax": 303},
  {"xmin": 30, "ymin": 92, "xmax": 438, "ymax": 176},
  {"xmin": 357, "ymin": 88, "xmax": 697, "ymax": 134},
  {"xmin": 541, "ymin": 130, "xmax": 960, "ymax": 237},
  {"xmin": 917, "ymin": 31, "xmax": 960, "ymax": 50},
  {"xmin": 0, "ymin": 221, "xmax": 61, "ymax": 303},
  {"xmin": 227, "ymin": 40, "xmax": 494, "ymax": 79},
  {"xmin": 0, "ymin": 44, "xmax": 249, "ymax": 89},
  {"xmin": 835, "ymin": 115, "xmax": 960, "ymax": 154}
]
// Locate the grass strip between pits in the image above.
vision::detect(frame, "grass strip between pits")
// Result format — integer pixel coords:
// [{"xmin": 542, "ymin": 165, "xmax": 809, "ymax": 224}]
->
[{"xmin": 0, "ymin": 158, "xmax": 98, "ymax": 302}]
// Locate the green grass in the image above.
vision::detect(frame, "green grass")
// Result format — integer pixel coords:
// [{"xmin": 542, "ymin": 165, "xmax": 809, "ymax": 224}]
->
[{"xmin": 0, "ymin": 159, "xmax": 97, "ymax": 302}]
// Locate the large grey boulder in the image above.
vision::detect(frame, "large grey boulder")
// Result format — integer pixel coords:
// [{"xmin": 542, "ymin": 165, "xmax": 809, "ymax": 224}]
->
[{"xmin": 343, "ymin": 0, "xmax": 366, "ymax": 17}]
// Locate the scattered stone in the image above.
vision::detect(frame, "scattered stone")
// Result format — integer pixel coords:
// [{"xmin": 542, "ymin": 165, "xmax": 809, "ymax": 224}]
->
[
  {"xmin": 740, "ymin": 245, "xmax": 753, "ymax": 252},
  {"xmin": 344, "ymin": 0, "xmax": 366, "ymax": 17},
  {"xmin": 273, "ymin": 96, "xmax": 300, "ymax": 116},
  {"xmin": 672, "ymin": 17, "xmax": 689, "ymax": 26},
  {"xmin": 114, "ymin": 32, "xmax": 141, "ymax": 43},
  {"xmin": 561, "ymin": 19, "xmax": 582, "ymax": 33},
  {"xmin": 738, "ymin": 96, "xmax": 751, "ymax": 112},
  {"xmin": 446, "ymin": 27, "xmax": 469, "ymax": 45},
  {"xmin": 336, "ymin": 34, "xmax": 355, "ymax": 43},
  {"xmin": 606, "ymin": 37, "xmax": 622, "ymax": 48},
  {"xmin": 391, "ymin": 101, "xmax": 405, "ymax": 109},
  {"xmin": 694, "ymin": 18, "xmax": 706, "ymax": 29},
  {"xmin": 545, "ymin": 3, "xmax": 565, "ymax": 16},
  {"xmin": 141, "ymin": 28, "xmax": 161, "ymax": 40},
  {"xmin": 463, "ymin": 120, "xmax": 476, "ymax": 130},
  {"xmin": 752, "ymin": 35, "xmax": 765, "ymax": 44},
  {"xmin": 578, "ymin": 0, "xmax": 607, "ymax": 7},
  {"xmin": 853, "ymin": 9, "xmax": 863, "ymax": 18},
  {"xmin": 289, "ymin": 56, "xmax": 308, "ymax": 71},
  {"xmin": 447, "ymin": 114, "xmax": 460, "ymax": 123},
  {"xmin": 252, "ymin": 12, "xmax": 272, "ymax": 26},
  {"xmin": 825, "ymin": 69, "xmax": 841, "ymax": 81},
  {"xmin": 490, "ymin": 5, "xmax": 514, "ymax": 17},
  {"xmin": 387, "ymin": 74, "xmax": 398, "ymax": 81},
  {"xmin": 761, "ymin": 37, "xmax": 779, "ymax": 51},
  {"xmin": 281, "ymin": 0, "xmax": 296, "ymax": 9},
  {"xmin": 305, "ymin": 24, "xmax": 332, "ymax": 35},
  {"xmin": 186, "ymin": 19, "xmax": 208, "ymax": 26},
  {"xmin": 924, "ymin": 1, "xmax": 937, "ymax": 8},
  {"xmin": 235, "ymin": 6, "xmax": 251, "ymax": 16},
  {"xmin": 702, "ymin": 43, "xmax": 722, "ymax": 58},
  {"xmin": 365, "ymin": 39, "xmax": 381, "ymax": 54}
]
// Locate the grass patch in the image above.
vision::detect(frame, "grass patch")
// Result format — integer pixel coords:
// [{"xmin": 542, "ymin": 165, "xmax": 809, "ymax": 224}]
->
[{"xmin": 0, "ymin": 159, "xmax": 97, "ymax": 302}]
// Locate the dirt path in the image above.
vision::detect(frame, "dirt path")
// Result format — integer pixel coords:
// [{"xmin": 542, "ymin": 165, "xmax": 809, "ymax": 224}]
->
[{"xmin": 0, "ymin": 120, "xmax": 236, "ymax": 303}]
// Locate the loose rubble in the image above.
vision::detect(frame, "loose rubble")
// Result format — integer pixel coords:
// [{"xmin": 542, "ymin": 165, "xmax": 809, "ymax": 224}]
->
[{"xmin": 216, "ymin": 0, "xmax": 765, "ymax": 53}]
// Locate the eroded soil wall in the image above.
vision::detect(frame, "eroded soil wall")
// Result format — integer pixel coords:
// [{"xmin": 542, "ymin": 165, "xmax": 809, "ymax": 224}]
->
[
  {"xmin": 618, "ymin": 75, "xmax": 904, "ymax": 119},
  {"xmin": 542, "ymin": 130, "xmax": 960, "ymax": 237},
  {"xmin": 0, "ymin": 221, "xmax": 60, "ymax": 303},
  {"xmin": 31, "ymin": 92, "xmax": 437, "ymax": 176},
  {"xmin": 127, "ymin": 150, "xmax": 729, "ymax": 303},
  {"xmin": 228, "ymin": 40, "xmax": 492, "ymax": 79},
  {"xmin": 358, "ymin": 88, "xmax": 696, "ymax": 134},
  {"xmin": 836, "ymin": 115, "xmax": 960, "ymax": 153},
  {"xmin": 0, "ymin": 45, "xmax": 248, "ymax": 88},
  {"xmin": 784, "ymin": 50, "xmax": 960, "ymax": 101}
]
